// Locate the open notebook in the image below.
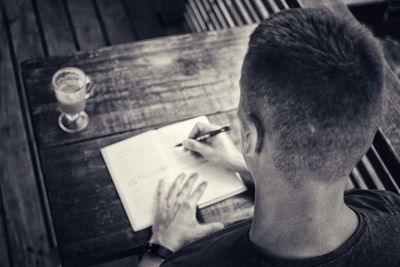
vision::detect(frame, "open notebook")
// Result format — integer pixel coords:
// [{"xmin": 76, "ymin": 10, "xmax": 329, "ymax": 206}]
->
[{"xmin": 101, "ymin": 116, "xmax": 247, "ymax": 231}]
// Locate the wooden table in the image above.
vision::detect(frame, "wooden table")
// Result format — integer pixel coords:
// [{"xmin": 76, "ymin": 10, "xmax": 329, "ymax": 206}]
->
[
  {"xmin": 21, "ymin": 26, "xmax": 256, "ymax": 267},
  {"xmin": 20, "ymin": 1, "xmax": 400, "ymax": 266}
]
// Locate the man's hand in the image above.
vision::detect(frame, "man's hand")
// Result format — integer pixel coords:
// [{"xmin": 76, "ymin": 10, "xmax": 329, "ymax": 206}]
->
[
  {"xmin": 150, "ymin": 173, "xmax": 224, "ymax": 252},
  {"xmin": 182, "ymin": 122, "xmax": 248, "ymax": 174}
]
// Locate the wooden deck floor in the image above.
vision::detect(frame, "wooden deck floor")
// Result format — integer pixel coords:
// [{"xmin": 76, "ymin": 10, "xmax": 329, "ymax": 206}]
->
[{"xmin": 0, "ymin": 1, "xmax": 187, "ymax": 266}]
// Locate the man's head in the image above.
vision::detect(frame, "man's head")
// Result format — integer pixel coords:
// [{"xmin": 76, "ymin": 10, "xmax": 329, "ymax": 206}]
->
[{"xmin": 238, "ymin": 8, "xmax": 384, "ymax": 186}]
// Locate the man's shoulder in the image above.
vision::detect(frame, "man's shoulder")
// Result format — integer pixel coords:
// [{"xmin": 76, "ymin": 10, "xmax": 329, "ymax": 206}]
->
[
  {"xmin": 344, "ymin": 189, "xmax": 400, "ymax": 215},
  {"xmin": 161, "ymin": 219, "xmax": 252, "ymax": 267}
]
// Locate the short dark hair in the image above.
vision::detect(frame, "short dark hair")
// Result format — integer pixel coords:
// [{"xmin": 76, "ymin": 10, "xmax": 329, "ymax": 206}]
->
[{"xmin": 240, "ymin": 8, "xmax": 384, "ymax": 185}]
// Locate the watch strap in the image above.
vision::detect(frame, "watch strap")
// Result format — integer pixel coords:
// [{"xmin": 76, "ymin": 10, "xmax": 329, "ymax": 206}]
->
[{"xmin": 145, "ymin": 243, "xmax": 173, "ymax": 259}]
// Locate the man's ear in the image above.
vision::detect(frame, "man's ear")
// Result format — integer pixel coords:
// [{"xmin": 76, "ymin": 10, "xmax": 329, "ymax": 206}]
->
[{"xmin": 242, "ymin": 114, "xmax": 264, "ymax": 156}]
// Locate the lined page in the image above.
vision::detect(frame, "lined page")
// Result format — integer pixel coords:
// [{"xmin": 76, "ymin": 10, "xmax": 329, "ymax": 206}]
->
[
  {"xmin": 157, "ymin": 116, "xmax": 246, "ymax": 208},
  {"xmin": 101, "ymin": 131, "xmax": 171, "ymax": 231}
]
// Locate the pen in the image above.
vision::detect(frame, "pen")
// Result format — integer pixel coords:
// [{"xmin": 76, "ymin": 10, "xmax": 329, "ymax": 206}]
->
[{"xmin": 174, "ymin": 125, "xmax": 231, "ymax": 147}]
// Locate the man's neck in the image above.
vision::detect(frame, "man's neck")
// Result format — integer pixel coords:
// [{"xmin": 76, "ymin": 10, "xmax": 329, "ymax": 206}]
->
[{"xmin": 249, "ymin": 173, "xmax": 359, "ymax": 259}]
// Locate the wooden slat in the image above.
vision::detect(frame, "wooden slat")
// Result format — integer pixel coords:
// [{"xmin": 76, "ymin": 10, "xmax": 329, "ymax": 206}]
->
[
  {"xmin": 3, "ymin": 0, "xmax": 58, "ymax": 248},
  {"xmin": 224, "ymin": 0, "xmax": 245, "ymax": 26},
  {"xmin": 122, "ymin": 0, "xmax": 166, "ymax": 40},
  {"xmin": 201, "ymin": 0, "xmax": 223, "ymax": 29},
  {"xmin": 0, "ymin": 4, "xmax": 58, "ymax": 266},
  {"xmin": 188, "ymin": 0, "xmax": 208, "ymax": 31},
  {"xmin": 187, "ymin": 6, "xmax": 203, "ymax": 33},
  {"xmin": 95, "ymin": 0, "xmax": 136, "ymax": 45},
  {"xmin": 194, "ymin": 0, "xmax": 216, "ymax": 30},
  {"xmin": 22, "ymin": 26, "xmax": 256, "ymax": 149},
  {"xmin": 361, "ymin": 155, "xmax": 386, "ymax": 190},
  {"xmin": 0, "ymin": 192, "xmax": 11, "ymax": 267},
  {"xmin": 233, "ymin": 0, "xmax": 255, "ymax": 24},
  {"xmin": 279, "ymin": 0, "xmax": 291, "ymax": 9},
  {"xmin": 345, "ymin": 177, "xmax": 356, "ymax": 190},
  {"xmin": 243, "ymin": 0, "xmax": 262, "ymax": 22},
  {"xmin": 253, "ymin": 0, "xmax": 271, "ymax": 19},
  {"xmin": 35, "ymin": 0, "xmax": 76, "ymax": 56},
  {"xmin": 216, "ymin": 0, "xmax": 236, "ymax": 27},
  {"xmin": 350, "ymin": 168, "xmax": 368, "ymax": 189},
  {"xmin": 2, "ymin": 0, "xmax": 44, "ymax": 60},
  {"xmin": 208, "ymin": 0, "xmax": 230, "ymax": 28},
  {"xmin": 184, "ymin": 12, "xmax": 199, "ymax": 33},
  {"xmin": 183, "ymin": 10, "xmax": 201, "ymax": 33},
  {"xmin": 66, "ymin": 0, "xmax": 106, "ymax": 51},
  {"xmin": 373, "ymin": 130, "xmax": 400, "ymax": 186},
  {"xmin": 349, "ymin": 175, "xmax": 360, "ymax": 189},
  {"xmin": 368, "ymin": 145, "xmax": 400, "ymax": 194},
  {"xmin": 265, "ymin": 0, "xmax": 281, "ymax": 13}
]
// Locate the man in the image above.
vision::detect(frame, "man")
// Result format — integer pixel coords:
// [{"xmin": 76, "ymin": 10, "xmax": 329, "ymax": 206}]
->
[{"xmin": 139, "ymin": 8, "xmax": 400, "ymax": 267}]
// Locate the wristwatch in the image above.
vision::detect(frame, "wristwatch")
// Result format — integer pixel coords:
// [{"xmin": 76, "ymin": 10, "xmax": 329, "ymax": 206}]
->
[{"xmin": 145, "ymin": 243, "xmax": 173, "ymax": 259}]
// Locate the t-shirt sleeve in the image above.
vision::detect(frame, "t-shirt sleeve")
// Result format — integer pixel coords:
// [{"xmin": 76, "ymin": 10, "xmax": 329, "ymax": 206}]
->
[{"xmin": 345, "ymin": 189, "xmax": 400, "ymax": 214}]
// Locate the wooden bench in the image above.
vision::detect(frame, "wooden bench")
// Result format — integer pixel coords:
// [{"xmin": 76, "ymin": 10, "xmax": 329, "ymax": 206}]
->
[{"xmin": 184, "ymin": 0, "xmax": 390, "ymax": 32}]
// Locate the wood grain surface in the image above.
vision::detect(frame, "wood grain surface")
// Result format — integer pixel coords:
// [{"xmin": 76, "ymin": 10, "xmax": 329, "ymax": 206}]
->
[
  {"xmin": 95, "ymin": 0, "xmax": 136, "ymax": 45},
  {"xmin": 0, "ymin": 2, "xmax": 58, "ymax": 266},
  {"xmin": 66, "ymin": 0, "xmax": 106, "ymax": 51},
  {"xmin": 38, "ymin": 109, "xmax": 250, "ymax": 266},
  {"xmin": 35, "ymin": 0, "xmax": 76, "ymax": 56},
  {"xmin": 122, "ymin": 0, "xmax": 165, "ymax": 40},
  {"xmin": 0, "ymin": 192, "xmax": 11, "ymax": 267},
  {"xmin": 22, "ymin": 26, "xmax": 255, "ymax": 149}
]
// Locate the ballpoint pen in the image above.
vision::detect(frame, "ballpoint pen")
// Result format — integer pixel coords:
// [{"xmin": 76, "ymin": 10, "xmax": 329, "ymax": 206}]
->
[{"xmin": 174, "ymin": 125, "xmax": 231, "ymax": 147}]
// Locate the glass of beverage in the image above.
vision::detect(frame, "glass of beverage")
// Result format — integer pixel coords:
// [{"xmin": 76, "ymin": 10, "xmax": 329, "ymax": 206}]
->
[{"xmin": 52, "ymin": 67, "xmax": 94, "ymax": 133}]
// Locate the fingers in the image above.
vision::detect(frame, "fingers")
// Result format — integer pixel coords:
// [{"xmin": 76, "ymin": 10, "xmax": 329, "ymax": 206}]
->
[
  {"xmin": 170, "ymin": 173, "xmax": 199, "ymax": 217},
  {"xmin": 177, "ymin": 173, "xmax": 199, "ymax": 200},
  {"xmin": 189, "ymin": 181, "xmax": 208, "ymax": 206},
  {"xmin": 167, "ymin": 173, "xmax": 185, "ymax": 207},
  {"xmin": 188, "ymin": 122, "xmax": 222, "ymax": 139},
  {"xmin": 157, "ymin": 179, "xmax": 165, "ymax": 202},
  {"xmin": 182, "ymin": 139, "xmax": 212, "ymax": 156},
  {"xmin": 156, "ymin": 179, "xmax": 167, "ymax": 213}
]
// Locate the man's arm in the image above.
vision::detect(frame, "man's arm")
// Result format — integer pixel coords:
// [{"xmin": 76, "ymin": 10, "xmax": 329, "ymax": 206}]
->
[
  {"xmin": 138, "ymin": 173, "xmax": 224, "ymax": 267},
  {"xmin": 137, "ymin": 122, "xmax": 249, "ymax": 266},
  {"xmin": 182, "ymin": 122, "xmax": 254, "ymax": 189}
]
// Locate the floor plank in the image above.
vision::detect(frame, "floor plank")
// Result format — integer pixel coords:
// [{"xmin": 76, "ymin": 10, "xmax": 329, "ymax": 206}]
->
[
  {"xmin": 2, "ymin": 0, "xmax": 44, "ymax": 60},
  {"xmin": 66, "ymin": 0, "xmax": 106, "ymax": 51},
  {"xmin": 0, "ymin": 191, "xmax": 11, "ymax": 267},
  {"xmin": 93, "ymin": 255, "xmax": 139, "ymax": 267},
  {"xmin": 95, "ymin": 0, "xmax": 136, "ymax": 45},
  {"xmin": 122, "ymin": 0, "xmax": 166, "ymax": 40},
  {"xmin": 35, "ymin": 0, "xmax": 76, "ymax": 55},
  {"xmin": 0, "ymin": 5, "xmax": 59, "ymax": 267}
]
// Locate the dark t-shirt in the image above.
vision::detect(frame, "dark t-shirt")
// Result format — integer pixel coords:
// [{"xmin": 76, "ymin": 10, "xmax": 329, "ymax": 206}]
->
[{"xmin": 162, "ymin": 189, "xmax": 400, "ymax": 267}]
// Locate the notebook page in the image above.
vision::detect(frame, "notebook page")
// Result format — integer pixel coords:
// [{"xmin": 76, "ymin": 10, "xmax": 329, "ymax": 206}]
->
[
  {"xmin": 101, "ymin": 130, "xmax": 171, "ymax": 231},
  {"xmin": 156, "ymin": 116, "xmax": 246, "ymax": 208}
]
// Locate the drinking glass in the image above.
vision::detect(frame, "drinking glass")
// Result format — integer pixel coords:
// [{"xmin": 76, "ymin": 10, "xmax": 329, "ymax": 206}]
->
[{"xmin": 52, "ymin": 67, "xmax": 94, "ymax": 133}]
